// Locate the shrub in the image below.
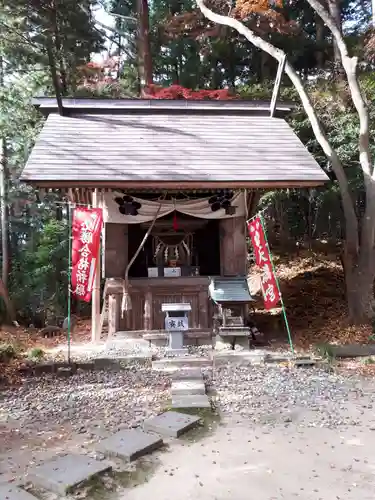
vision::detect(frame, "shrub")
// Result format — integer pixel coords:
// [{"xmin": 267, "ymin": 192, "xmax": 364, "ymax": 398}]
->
[{"xmin": 0, "ymin": 343, "xmax": 17, "ymax": 363}]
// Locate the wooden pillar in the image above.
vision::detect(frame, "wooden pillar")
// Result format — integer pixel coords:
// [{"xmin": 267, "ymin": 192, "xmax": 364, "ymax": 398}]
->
[
  {"xmin": 108, "ymin": 294, "xmax": 120, "ymax": 337},
  {"xmin": 104, "ymin": 223, "xmax": 128, "ymax": 278},
  {"xmin": 198, "ymin": 290, "xmax": 208, "ymax": 328},
  {"xmin": 92, "ymin": 188, "xmax": 101, "ymax": 342},
  {"xmin": 219, "ymin": 216, "xmax": 247, "ymax": 276},
  {"xmin": 144, "ymin": 290, "xmax": 153, "ymax": 331}
]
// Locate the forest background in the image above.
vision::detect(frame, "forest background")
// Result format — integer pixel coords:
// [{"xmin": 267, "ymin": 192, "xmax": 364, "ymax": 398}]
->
[{"xmin": 0, "ymin": 0, "xmax": 374, "ymax": 347}]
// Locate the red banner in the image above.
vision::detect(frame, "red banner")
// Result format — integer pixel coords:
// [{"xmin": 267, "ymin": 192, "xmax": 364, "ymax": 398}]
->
[
  {"xmin": 247, "ymin": 217, "xmax": 280, "ymax": 310},
  {"xmin": 71, "ymin": 207, "xmax": 103, "ymax": 302}
]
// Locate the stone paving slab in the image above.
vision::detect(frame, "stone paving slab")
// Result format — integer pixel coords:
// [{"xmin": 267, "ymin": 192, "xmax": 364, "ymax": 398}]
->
[
  {"xmin": 0, "ymin": 484, "xmax": 39, "ymax": 500},
  {"xmin": 27, "ymin": 454, "xmax": 112, "ymax": 496},
  {"xmin": 172, "ymin": 394, "xmax": 211, "ymax": 410},
  {"xmin": 171, "ymin": 380, "xmax": 206, "ymax": 396},
  {"xmin": 144, "ymin": 411, "xmax": 201, "ymax": 438},
  {"xmin": 97, "ymin": 429, "xmax": 163, "ymax": 462}
]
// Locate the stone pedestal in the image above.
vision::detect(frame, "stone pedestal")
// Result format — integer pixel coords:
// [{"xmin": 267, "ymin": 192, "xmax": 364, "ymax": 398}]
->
[
  {"xmin": 169, "ymin": 330, "xmax": 183, "ymax": 349},
  {"xmin": 166, "ymin": 330, "xmax": 187, "ymax": 356}
]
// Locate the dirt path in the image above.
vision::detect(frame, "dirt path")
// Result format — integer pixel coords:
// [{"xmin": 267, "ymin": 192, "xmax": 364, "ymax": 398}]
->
[{"xmin": 122, "ymin": 415, "xmax": 375, "ymax": 500}]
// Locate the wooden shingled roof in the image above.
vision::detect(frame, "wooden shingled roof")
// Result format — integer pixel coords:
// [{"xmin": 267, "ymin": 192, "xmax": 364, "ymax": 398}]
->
[{"xmin": 20, "ymin": 98, "xmax": 329, "ymax": 189}]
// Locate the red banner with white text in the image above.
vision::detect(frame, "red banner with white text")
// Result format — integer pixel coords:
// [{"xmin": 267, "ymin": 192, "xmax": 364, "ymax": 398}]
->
[
  {"xmin": 71, "ymin": 207, "xmax": 103, "ymax": 302},
  {"xmin": 247, "ymin": 217, "xmax": 280, "ymax": 310}
]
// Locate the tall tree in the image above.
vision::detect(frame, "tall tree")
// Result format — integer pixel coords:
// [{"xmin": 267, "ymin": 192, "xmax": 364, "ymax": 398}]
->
[
  {"xmin": 196, "ymin": 0, "xmax": 374, "ymax": 324},
  {"xmin": 137, "ymin": 0, "xmax": 153, "ymax": 86},
  {"xmin": 0, "ymin": 0, "xmax": 104, "ymax": 92}
]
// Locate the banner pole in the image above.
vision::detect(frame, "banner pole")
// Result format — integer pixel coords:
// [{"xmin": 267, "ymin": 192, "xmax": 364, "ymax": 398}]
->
[
  {"xmin": 67, "ymin": 203, "xmax": 72, "ymax": 364},
  {"xmin": 259, "ymin": 214, "xmax": 295, "ymax": 355}
]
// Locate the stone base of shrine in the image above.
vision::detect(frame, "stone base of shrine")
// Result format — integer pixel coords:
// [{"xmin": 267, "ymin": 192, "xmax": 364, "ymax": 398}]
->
[
  {"xmin": 142, "ymin": 329, "xmax": 213, "ymax": 347},
  {"xmin": 104, "ymin": 276, "xmax": 214, "ymax": 336},
  {"xmin": 109, "ymin": 329, "xmax": 213, "ymax": 347}
]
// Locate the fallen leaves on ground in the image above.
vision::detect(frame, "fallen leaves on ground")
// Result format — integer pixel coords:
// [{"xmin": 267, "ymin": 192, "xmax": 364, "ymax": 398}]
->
[
  {"xmin": 337, "ymin": 358, "xmax": 375, "ymax": 378},
  {"xmin": 1, "ymin": 250, "xmax": 374, "ymax": 383},
  {"xmin": 0, "ymin": 319, "xmax": 92, "ymax": 385},
  {"xmin": 249, "ymin": 250, "xmax": 372, "ymax": 351}
]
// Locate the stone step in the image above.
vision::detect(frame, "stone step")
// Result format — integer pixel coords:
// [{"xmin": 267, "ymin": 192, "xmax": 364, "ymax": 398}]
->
[
  {"xmin": 0, "ymin": 484, "xmax": 39, "ymax": 500},
  {"xmin": 152, "ymin": 357, "xmax": 212, "ymax": 371},
  {"xmin": 27, "ymin": 454, "xmax": 112, "ymax": 496},
  {"xmin": 293, "ymin": 357, "xmax": 315, "ymax": 366},
  {"xmin": 171, "ymin": 380, "xmax": 206, "ymax": 396},
  {"xmin": 172, "ymin": 394, "xmax": 211, "ymax": 410},
  {"xmin": 143, "ymin": 330, "xmax": 212, "ymax": 341},
  {"xmin": 93, "ymin": 354, "xmax": 152, "ymax": 370},
  {"xmin": 97, "ymin": 429, "xmax": 163, "ymax": 462},
  {"xmin": 218, "ymin": 327, "xmax": 251, "ymax": 337},
  {"xmin": 171, "ymin": 368, "xmax": 204, "ymax": 380},
  {"xmin": 214, "ymin": 350, "xmax": 267, "ymax": 366},
  {"xmin": 264, "ymin": 352, "xmax": 292, "ymax": 363},
  {"xmin": 144, "ymin": 410, "xmax": 201, "ymax": 438}
]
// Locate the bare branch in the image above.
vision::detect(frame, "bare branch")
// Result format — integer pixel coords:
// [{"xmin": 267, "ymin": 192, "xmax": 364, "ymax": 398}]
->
[
  {"xmin": 196, "ymin": 0, "xmax": 359, "ymax": 254},
  {"xmin": 306, "ymin": 0, "xmax": 372, "ymax": 180}
]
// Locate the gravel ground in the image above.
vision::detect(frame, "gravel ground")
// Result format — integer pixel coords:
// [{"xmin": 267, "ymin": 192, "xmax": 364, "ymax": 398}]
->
[
  {"xmin": 3, "ymin": 360, "xmax": 375, "ymax": 497},
  {"xmin": 213, "ymin": 364, "xmax": 375, "ymax": 429},
  {"xmin": 0, "ymin": 367, "xmax": 171, "ymax": 444}
]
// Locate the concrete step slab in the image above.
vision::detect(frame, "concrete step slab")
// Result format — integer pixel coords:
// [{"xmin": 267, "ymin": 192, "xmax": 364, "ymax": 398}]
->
[
  {"xmin": 214, "ymin": 350, "xmax": 266, "ymax": 366},
  {"xmin": 172, "ymin": 394, "xmax": 211, "ymax": 410},
  {"xmin": 171, "ymin": 368, "xmax": 204, "ymax": 380},
  {"xmin": 293, "ymin": 357, "xmax": 315, "ymax": 366},
  {"xmin": 329, "ymin": 344, "xmax": 375, "ymax": 358},
  {"xmin": 171, "ymin": 380, "xmax": 206, "ymax": 396},
  {"xmin": 152, "ymin": 357, "xmax": 212, "ymax": 371},
  {"xmin": 0, "ymin": 484, "xmax": 39, "ymax": 500},
  {"xmin": 97, "ymin": 429, "xmax": 163, "ymax": 462},
  {"xmin": 27, "ymin": 454, "xmax": 112, "ymax": 496},
  {"xmin": 93, "ymin": 354, "xmax": 152, "ymax": 370},
  {"xmin": 144, "ymin": 410, "xmax": 201, "ymax": 438},
  {"xmin": 264, "ymin": 352, "xmax": 292, "ymax": 363}
]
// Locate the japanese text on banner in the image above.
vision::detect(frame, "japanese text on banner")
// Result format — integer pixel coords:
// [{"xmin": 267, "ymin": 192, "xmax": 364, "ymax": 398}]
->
[
  {"xmin": 71, "ymin": 208, "xmax": 103, "ymax": 303},
  {"xmin": 247, "ymin": 217, "xmax": 280, "ymax": 310}
]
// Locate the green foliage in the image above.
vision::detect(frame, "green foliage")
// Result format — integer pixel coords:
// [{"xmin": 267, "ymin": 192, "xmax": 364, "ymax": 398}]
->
[
  {"xmin": 362, "ymin": 356, "xmax": 375, "ymax": 365},
  {"xmin": 28, "ymin": 347, "xmax": 45, "ymax": 360},
  {"xmin": 0, "ymin": 343, "xmax": 17, "ymax": 363},
  {"xmin": 0, "ymin": 3, "xmax": 104, "ymax": 326},
  {"xmin": 238, "ymin": 72, "xmax": 375, "ymax": 243},
  {"xmin": 0, "ymin": 0, "xmax": 374, "ymax": 327},
  {"xmin": 10, "ymin": 217, "xmax": 69, "ymax": 324},
  {"xmin": 315, "ymin": 343, "xmax": 336, "ymax": 361}
]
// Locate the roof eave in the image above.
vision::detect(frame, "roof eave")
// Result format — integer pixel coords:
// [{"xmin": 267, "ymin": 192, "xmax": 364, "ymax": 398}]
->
[
  {"xmin": 20, "ymin": 179, "xmax": 329, "ymax": 189},
  {"xmin": 31, "ymin": 97, "xmax": 296, "ymax": 118}
]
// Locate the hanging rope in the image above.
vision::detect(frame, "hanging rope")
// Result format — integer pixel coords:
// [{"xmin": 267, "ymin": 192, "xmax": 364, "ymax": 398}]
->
[{"xmin": 121, "ymin": 193, "xmax": 166, "ymax": 315}]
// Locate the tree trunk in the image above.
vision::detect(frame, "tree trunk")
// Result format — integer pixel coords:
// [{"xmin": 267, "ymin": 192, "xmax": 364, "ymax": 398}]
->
[
  {"xmin": 46, "ymin": 41, "xmax": 64, "ymax": 114},
  {"xmin": 261, "ymin": 51, "xmax": 271, "ymax": 80},
  {"xmin": 0, "ymin": 276, "xmax": 16, "ymax": 324},
  {"xmin": 196, "ymin": 0, "xmax": 375, "ymax": 325},
  {"xmin": 0, "ymin": 59, "xmax": 8, "ymax": 290},
  {"xmin": 327, "ymin": 0, "xmax": 343, "ymax": 77},
  {"xmin": 345, "ymin": 262, "xmax": 375, "ymax": 324},
  {"xmin": 137, "ymin": 0, "xmax": 153, "ymax": 88},
  {"xmin": 0, "ymin": 138, "xmax": 8, "ymax": 289},
  {"xmin": 315, "ymin": 13, "xmax": 325, "ymax": 70}
]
